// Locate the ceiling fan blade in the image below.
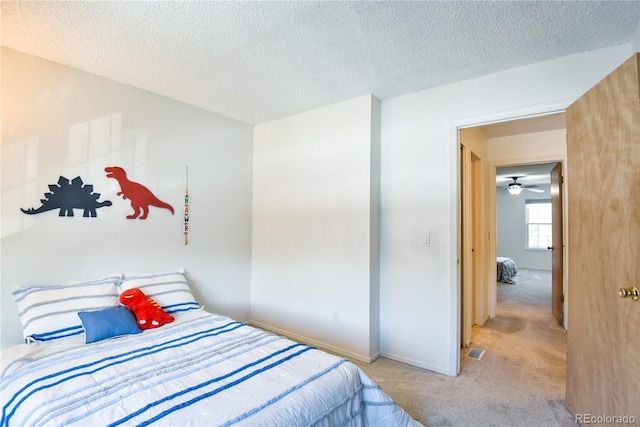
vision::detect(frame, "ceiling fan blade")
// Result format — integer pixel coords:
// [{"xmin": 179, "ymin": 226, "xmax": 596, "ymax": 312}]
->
[
  {"xmin": 524, "ymin": 187, "xmax": 544, "ymax": 193},
  {"xmin": 496, "ymin": 176, "xmax": 519, "ymax": 183}
]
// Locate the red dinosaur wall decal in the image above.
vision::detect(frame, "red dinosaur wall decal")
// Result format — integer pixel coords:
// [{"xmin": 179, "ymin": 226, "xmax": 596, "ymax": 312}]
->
[{"xmin": 105, "ymin": 166, "xmax": 174, "ymax": 220}]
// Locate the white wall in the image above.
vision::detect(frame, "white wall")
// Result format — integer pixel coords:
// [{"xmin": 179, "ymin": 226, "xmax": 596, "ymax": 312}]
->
[
  {"xmin": 0, "ymin": 48, "xmax": 254, "ymax": 349},
  {"xmin": 496, "ymin": 183, "xmax": 552, "ymax": 270},
  {"xmin": 251, "ymin": 95, "xmax": 380, "ymax": 362},
  {"xmin": 379, "ymin": 44, "xmax": 632, "ymax": 375},
  {"xmin": 632, "ymin": 19, "xmax": 640, "ymax": 53}
]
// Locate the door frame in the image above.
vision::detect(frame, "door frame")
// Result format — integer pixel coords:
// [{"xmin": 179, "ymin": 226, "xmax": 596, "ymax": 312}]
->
[
  {"xmin": 550, "ymin": 162, "xmax": 564, "ymax": 327},
  {"xmin": 460, "ymin": 143, "xmax": 489, "ymax": 349},
  {"xmin": 449, "ymin": 99, "xmax": 572, "ymax": 375},
  {"xmin": 459, "ymin": 145, "xmax": 482, "ymax": 348}
]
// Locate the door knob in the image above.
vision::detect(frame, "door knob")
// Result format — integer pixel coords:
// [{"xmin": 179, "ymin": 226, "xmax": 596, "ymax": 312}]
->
[
  {"xmin": 547, "ymin": 246, "xmax": 555, "ymax": 250},
  {"xmin": 619, "ymin": 286, "xmax": 639, "ymax": 301}
]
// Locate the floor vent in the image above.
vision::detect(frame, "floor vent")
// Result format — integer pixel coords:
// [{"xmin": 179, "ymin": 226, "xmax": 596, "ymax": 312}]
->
[{"xmin": 466, "ymin": 348, "xmax": 485, "ymax": 360}]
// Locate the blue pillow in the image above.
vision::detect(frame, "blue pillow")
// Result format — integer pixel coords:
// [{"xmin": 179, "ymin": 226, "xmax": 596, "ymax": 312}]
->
[{"xmin": 78, "ymin": 307, "xmax": 141, "ymax": 344}]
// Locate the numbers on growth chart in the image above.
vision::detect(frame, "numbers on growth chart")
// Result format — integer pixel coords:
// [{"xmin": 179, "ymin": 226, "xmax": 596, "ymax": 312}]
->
[{"xmin": 184, "ymin": 167, "xmax": 190, "ymax": 245}]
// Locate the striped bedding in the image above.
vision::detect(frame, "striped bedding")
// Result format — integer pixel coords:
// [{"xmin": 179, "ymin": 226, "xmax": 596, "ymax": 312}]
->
[{"xmin": 1, "ymin": 310, "xmax": 421, "ymax": 427}]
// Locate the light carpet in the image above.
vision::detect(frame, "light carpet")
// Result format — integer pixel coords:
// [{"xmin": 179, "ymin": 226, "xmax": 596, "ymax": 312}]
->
[{"xmin": 352, "ymin": 268, "xmax": 575, "ymax": 426}]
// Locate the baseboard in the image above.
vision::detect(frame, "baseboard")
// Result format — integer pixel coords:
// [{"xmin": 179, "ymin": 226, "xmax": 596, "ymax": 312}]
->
[
  {"xmin": 249, "ymin": 320, "xmax": 378, "ymax": 363},
  {"xmin": 478, "ymin": 315, "xmax": 490, "ymax": 327},
  {"xmin": 379, "ymin": 351, "xmax": 454, "ymax": 377}
]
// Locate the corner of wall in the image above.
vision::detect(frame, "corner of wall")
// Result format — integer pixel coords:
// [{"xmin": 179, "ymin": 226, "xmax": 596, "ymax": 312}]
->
[
  {"xmin": 369, "ymin": 95, "xmax": 381, "ymax": 357},
  {"xmin": 632, "ymin": 19, "xmax": 640, "ymax": 54}
]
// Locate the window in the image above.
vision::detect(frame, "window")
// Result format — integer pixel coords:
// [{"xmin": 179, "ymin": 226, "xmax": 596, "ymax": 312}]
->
[{"xmin": 525, "ymin": 200, "xmax": 552, "ymax": 249}]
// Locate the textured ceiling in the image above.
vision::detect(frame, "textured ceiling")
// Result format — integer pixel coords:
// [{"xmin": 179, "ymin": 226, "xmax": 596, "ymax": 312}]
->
[{"xmin": 2, "ymin": 1, "xmax": 640, "ymax": 125}]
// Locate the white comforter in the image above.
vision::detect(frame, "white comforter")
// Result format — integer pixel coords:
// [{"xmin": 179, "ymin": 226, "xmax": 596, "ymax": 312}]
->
[{"xmin": 1, "ymin": 310, "xmax": 421, "ymax": 426}]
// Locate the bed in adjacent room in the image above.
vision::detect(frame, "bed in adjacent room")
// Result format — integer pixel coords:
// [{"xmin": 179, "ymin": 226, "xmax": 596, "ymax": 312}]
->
[
  {"xmin": 497, "ymin": 257, "xmax": 518, "ymax": 284},
  {"xmin": 1, "ymin": 270, "xmax": 421, "ymax": 427}
]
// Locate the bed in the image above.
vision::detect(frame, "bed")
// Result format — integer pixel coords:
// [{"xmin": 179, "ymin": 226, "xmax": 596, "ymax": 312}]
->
[
  {"xmin": 497, "ymin": 257, "xmax": 518, "ymax": 284},
  {"xmin": 1, "ymin": 270, "xmax": 422, "ymax": 427}
]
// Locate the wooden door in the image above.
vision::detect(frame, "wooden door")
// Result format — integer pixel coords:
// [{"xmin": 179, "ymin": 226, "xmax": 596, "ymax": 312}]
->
[
  {"xmin": 565, "ymin": 54, "xmax": 640, "ymax": 422},
  {"xmin": 550, "ymin": 162, "xmax": 563, "ymax": 327}
]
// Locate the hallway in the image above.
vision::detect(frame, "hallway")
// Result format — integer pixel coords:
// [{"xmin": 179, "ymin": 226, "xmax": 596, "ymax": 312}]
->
[
  {"xmin": 463, "ymin": 267, "xmax": 572, "ymax": 425},
  {"xmin": 470, "ymin": 268, "xmax": 566, "ymax": 375}
]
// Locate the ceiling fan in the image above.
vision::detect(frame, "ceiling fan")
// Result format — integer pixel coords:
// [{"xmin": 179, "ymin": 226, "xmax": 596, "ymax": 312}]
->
[{"xmin": 500, "ymin": 176, "xmax": 544, "ymax": 196}]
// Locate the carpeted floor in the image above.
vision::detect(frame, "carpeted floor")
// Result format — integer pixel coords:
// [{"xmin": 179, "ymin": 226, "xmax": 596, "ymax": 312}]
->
[{"xmin": 352, "ymin": 268, "xmax": 575, "ymax": 426}]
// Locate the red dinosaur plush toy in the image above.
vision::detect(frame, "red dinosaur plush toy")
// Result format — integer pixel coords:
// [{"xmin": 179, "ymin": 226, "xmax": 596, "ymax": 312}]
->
[{"xmin": 119, "ymin": 288, "xmax": 174, "ymax": 330}]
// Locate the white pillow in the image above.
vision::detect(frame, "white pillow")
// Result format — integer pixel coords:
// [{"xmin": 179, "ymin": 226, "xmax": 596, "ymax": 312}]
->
[
  {"xmin": 12, "ymin": 275, "xmax": 122, "ymax": 343},
  {"xmin": 118, "ymin": 269, "xmax": 201, "ymax": 314}
]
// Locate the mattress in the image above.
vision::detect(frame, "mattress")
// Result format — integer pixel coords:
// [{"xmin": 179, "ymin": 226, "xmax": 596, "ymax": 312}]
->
[{"xmin": 1, "ymin": 309, "xmax": 422, "ymax": 427}]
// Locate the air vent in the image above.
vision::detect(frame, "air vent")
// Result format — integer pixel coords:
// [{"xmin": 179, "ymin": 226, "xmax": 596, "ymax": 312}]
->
[{"xmin": 466, "ymin": 348, "xmax": 485, "ymax": 360}]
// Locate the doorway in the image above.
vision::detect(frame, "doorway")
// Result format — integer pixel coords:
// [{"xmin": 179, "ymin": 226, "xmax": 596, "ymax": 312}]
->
[
  {"xmin": 495, "ymin": 162, "xmax": 560, "ymax": 323},
  {"xmin": 457, "ymin": 111, "xmax": 567, "ymax": 373}
]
